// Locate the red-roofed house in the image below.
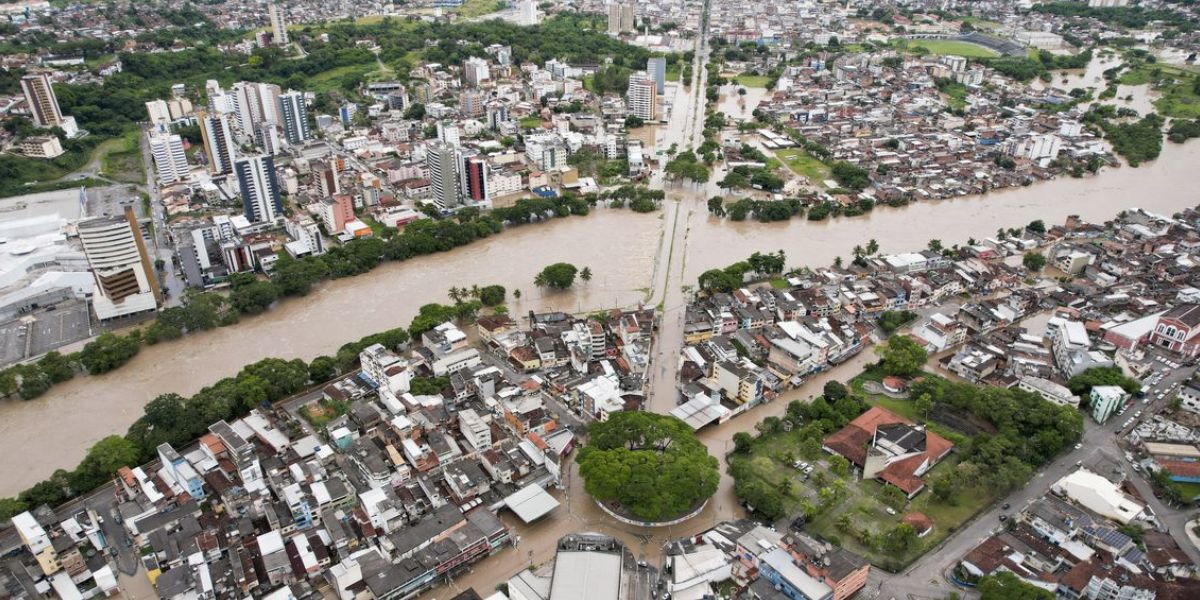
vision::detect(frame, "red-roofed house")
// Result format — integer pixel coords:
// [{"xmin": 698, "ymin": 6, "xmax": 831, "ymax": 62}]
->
[{"xmin": 823, "ymin": 406, "xmax": 954, "ymax": 497}]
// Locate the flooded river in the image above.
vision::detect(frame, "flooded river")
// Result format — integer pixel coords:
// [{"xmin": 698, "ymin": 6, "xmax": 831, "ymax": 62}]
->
[{"xmin": 1, "ymin": 123, "xmax": 1198, "ymax": 499}]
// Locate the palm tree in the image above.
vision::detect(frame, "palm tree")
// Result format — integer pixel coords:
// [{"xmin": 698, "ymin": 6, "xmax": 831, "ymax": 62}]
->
[
  {"xmin": 447, "ymin": 287, "xmax": 463, "ymax": 304},
  {"xmin": 833, "ymin": 256, "xmax": 843, "ymax": 268},
  {"xmin": 580, "ymin": 267, "xmax": 592, "ymax": 282},
  {"xmin": 469, "ymin": 284, "xmax": 481, "ymax": 299},
  {"xmin": 852, "ymin": 244, "xmax": 865, "ymax": 258},
  {"xmin": 513, "ymin": 288, "xmax": 522, "ymax": 300},
  {"xmin": 534, "ymin": 273, "xmax": 548, "ymax": 287},
  {"xmin": 927, "ymin": 239, "xmax": 943, "ymax": 252},
  {"xmin": 867, "ymin": 238, "xmax": 879, "ymax": 255}
]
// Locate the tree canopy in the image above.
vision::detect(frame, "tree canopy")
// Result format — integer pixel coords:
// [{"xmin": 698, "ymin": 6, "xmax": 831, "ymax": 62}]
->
[
  {"xmin": 577, "ymin": 412, "xmax": 719, "ymax": 521},
  {"xmin": 875, "ymin": 335, "xmax": 928, "ymax": 377},
  {"xmin": 534, "ymin": 262, "xmax": 579, "ymax": 290}
]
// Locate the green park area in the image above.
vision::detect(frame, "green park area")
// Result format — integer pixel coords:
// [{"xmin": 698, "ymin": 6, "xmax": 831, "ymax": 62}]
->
[
  {"xmin": 729, "ymin": 337, "xmax": 1083, "ymax": 572},
  {"xmin": 774, "ymin": 147, "xmax": 831, "ymax": 182},
  {"xmin": 734, "ymin": 74, "xmax": 771, "ymax": 88},
  {"xmin": 907, "ymin": 39, "xmax": 998, "ymax": 58}
]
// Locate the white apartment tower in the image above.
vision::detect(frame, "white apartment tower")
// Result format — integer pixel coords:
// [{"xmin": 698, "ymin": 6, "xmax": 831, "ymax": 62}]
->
[
  {"xmin": 148, "ymin": 133, "xmax": 190, "ymax": 184},
  {"xmin": 518, "ymin": 0, "xmax": 539, "ymax": 26},
  {"xmin": 427, "ymin": 141, "xmax": 460, "ymax": 211},
  {"xmin": 279, "ymin": 91, "xmax": 312, "ymax": 145},
  {"xmin": 77, "ymin": 206, "xmax": 162, "ymax": 320},
  {"xmin": 463, "ymin": 57, "xmax": 490, "ymax": 87},
  {"xmin": 234, "ymin": 155, "xmax": 284, "ymax": 223},
  {"xmin": 627, "ymin": 71, "xmax": 657, "ymax": 121}
]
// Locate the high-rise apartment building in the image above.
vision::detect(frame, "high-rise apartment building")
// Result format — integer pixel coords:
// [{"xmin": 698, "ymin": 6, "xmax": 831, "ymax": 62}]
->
[
  {"xmin": 319, "ymin": 194, "xmax": 355, "ymax": 234},
  {"xmin": 647, "ymin": 57, "xmax": 667, "ymax": 94},
  {"xmin": 462, "ymin": 155, "xmax": 490, "ymax": 203},
  {"xmin": 463, "ymin": 57, "xmax": 490, "ymax": 87},
  {"xmin": 148, "ymin": 133, "xmax": 190, "ymax": 184},
  {"xmin": 20, "ymin": 73, "xmax": 64, "ymax": 128},
  {"xmin": 77, "ymin": 206, "xmax": 162, "ymax": 320},
  {"xmin": 269, "ymin": 3, "xmax": 289, "ymax": 46},
  {"xmin": 279, "ymin": 91, "xmax": 312, "ymax": 145},
  {"xmin": 627, "ymin": 71, "xmax": 657, "ymax": 122},
  {"xmin": 518, "ymin": 0, "xmax": 539, "ymax": 26},
  {"xmin": 234, "ymin": 155, "xmax": 283, "ymax": 223},
  {"xmin": 198, "ymin": 111, "xmax": 238, "ymax": 175},
  {"xmin": 608, "ymin": 2, "xmax": 634, "ymax": 34},
  {"xmin": 427, "ymin": 141, "xmax": 460, "ymax": 211}
]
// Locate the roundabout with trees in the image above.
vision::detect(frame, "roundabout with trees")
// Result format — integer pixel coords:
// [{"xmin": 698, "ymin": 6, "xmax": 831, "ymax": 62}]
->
[{"xmin": 576, "ymin": 412, "xmax": 719, "ymax": 524}]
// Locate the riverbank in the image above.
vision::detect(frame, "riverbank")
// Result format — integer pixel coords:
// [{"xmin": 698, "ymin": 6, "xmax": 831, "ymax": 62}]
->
[{"xmin": 1, "ymin": 139, "xmax": 1197, "ymax": 495}]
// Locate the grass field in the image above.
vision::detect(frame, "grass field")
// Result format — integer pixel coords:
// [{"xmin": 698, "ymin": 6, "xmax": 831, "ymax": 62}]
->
[
  {"xmin": 457, "ymin": 0, "xmax": 504, "ymax": 18},
  {"xmin": 518, "ymin": 116, "xmax": 544, "ymax": 129},
  {"xmin": 1170, "ymin": 480, "xmax": 1200, "ymax": 502},
  {"xmin": 98, "ymin": 132, "xmax": 145, "ymax": 184},
  {"xmin": 907, "ymin": 39, "xmax": 998, "ymax": 58},
  {"xmin": 734, "ymin": 74, "xmax": 771, "ymax": 88},
  {"xmin": 774, "ymin": 148, "xmax": 831, "ymax": 182},
  {"xmin": 307, "ymin": 64, "xmax": 375, "ymax": 93},
  {"xmin": 1118, "ymin": 65, "xmax": 1200, "ymax": 119}
]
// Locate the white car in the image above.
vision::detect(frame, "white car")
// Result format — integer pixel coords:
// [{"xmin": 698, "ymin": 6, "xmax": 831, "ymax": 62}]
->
[
  {"xmin": 1074, "ymin": 443, "xmax": 1083, "ymax": 450},
  {"xmin": 885, "ymin": 507, "xmax": 897, "ymax": 515}
]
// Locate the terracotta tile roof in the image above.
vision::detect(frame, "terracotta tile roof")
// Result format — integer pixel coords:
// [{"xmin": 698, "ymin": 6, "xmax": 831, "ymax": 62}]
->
[{"xmin": 902, "ymin": 512, "xmax": 933, "ymax": 534}]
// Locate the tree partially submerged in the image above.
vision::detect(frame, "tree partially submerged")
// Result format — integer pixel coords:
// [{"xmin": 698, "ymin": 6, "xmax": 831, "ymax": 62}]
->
[{"xmin": 577, "ymin": 412, "xmax": 719, "ymax": 521}]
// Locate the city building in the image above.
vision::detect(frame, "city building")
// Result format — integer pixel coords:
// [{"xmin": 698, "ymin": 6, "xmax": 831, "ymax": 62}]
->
[
  {"xmin": 517, "ymin": 0, "xmax": 539, "ymax": 26},
  {"xmin": 268, "ymin": 3, "xmax": 288, "ymax": 46},
  {"xmin": 235, "ymin": 155, "xmax": 283, "ymax": 223},
  {"xmin": 77, "ymin": 206, "xmax": 162, "ymax": 320},
  {"xmin": 1090, "ymin": 385, "xmax": 1128, "ymax": 424},
  {"xmin": 19, "ymin": 135, "xmax": 64, "ymax": 159},
  {"xmin": 463, "ymin": 57, "xmax": 490, "ymax": 87},
  {"xmin": 148, "ymin": 133, "xmax": 190, "ymax": 184},
  {"xmin": 198, "ymin": 110, "xmax": 238, "ymax": 175},
  {"xmin": 647, "ymin": 56, "xmax": 667, "ymax": 94},
  {"xmin": 279, "ymin": 91, "xmax": 312, "ymax": 145},
  {"xmin": 320, "ymin": 194, "xmax": 355, "ymax": 234},
  {"xmin": 462, "ymin": 155, "xmax": 489, "ymax": 202},
  {"xmin": 626, "ymin": 71, "xmax": 656, "ymax": 122},
  {"xmin": 427, "ymin": 141, "xmax": 460, "ymax": 211},
  {"xmin": 21, "ymin": 72, "xmax": 64, "ymax": 128}
]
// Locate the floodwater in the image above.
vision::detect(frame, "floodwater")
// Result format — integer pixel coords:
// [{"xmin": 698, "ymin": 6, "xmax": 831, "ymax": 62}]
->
[
  {"xmin": 1039, "ymin": 55, "xmax": 1159, "ymax": 116},
  {"xmin": 3, "ymin": 139, "xmax": 1197, "ymax": 496}
]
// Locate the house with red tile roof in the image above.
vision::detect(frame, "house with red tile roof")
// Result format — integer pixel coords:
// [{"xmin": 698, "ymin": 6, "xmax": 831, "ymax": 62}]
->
[{"xmin": 822, "ymin": 405, "xmax": 954, "ymax": 497}]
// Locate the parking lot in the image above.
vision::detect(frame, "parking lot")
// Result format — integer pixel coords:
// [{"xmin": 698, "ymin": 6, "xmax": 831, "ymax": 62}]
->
[{"xmin": 0, "ymin": 301, "xmax": 94, "ymax": 367}]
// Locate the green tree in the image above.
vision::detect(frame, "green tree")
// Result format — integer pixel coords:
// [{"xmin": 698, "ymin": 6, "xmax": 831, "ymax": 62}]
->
[
  {"xmin": 1066, "ymin": 366, "xmax": 1139, "ymax": 396},
  {"xmin": 37, "ymin": 351, "xmax": 75, "ymax": 383},
  {"xmin": 534, "ymin": 262, "xmax": 579, "ymax": 289},
  {"xmin": 478, "ymin": 284, "xmax": 506, "ymax": 306},
  {"xmin": 732, "ymin": 431, "xmax": 754, "ymax": 454},
  {"xmin": 230, "ymin": 280, "xmax": 280, "ymax": 314},
  {"xmin": 79, "ymin": 332, "xmax": 142, "ymax": 375},
  {"xmin": 580, "ymin": 267, "xmax": 593, "ymax": 282},
  {"xmin": 78, "ymin": 435, "xmax": 139, "ymax": 479},
  {"xmin": 829, "ymin": 455, "xmax": 850, "ymax": 477},
  {"xmin": 577, "ymin": 412, "xmax": 719, "ymax": 522},
  {"xmin": 1023, "ymin": 251, "xmax": 1047, "ymax": 271},
  {"xmin": 876, "ymin": 335, "xmax": 928, "ymax": 377},
  {"xmin": 823, "ymin": 380, "xmax": 848, "ymax": 401},
  {"xmin": 308, "ymin": 355, "xmax": 337, "ymax": 383}
]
